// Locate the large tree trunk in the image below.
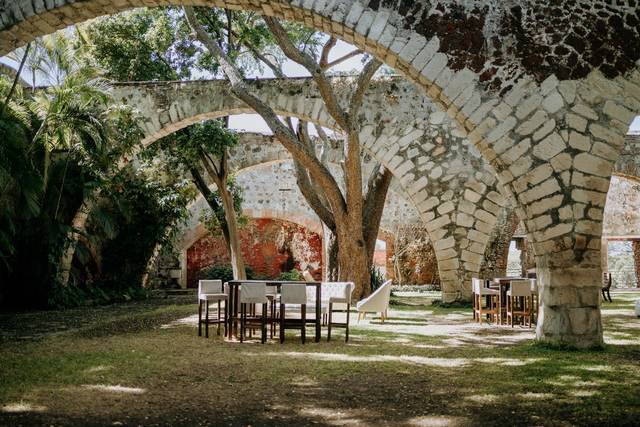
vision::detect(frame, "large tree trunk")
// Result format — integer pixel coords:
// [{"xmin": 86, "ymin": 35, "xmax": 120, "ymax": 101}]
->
[
  {"xmin": 322, "ymin": 224, "xmax": 339, "ymax": 281},
  {"xmin": 190, "ymin": 166, "xmax": 244, "ymax": 279},
  {"xmin": 337, "ymin": 219, "xmax": 371, "ymax": 300},
  {"xmin": 216, "ymin": 177, "xmax": 246, "ymax": 280},
  {"xmin": 56, "ymin": 191, "xmax": 98, "ymax": 287}
]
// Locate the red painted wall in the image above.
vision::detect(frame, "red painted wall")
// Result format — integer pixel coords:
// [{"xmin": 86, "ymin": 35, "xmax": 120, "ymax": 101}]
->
[{"xmin": 187, "ymin": 218, "xmax": 323, "ymax": 288}]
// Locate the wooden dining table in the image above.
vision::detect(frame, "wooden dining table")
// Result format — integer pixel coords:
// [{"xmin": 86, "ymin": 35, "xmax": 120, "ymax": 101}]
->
[
  {"xmin": 491, "ymin": 277, "xmax": 527, "ymax": 324},
  {"xmin": 225, "ymin": 280, "xmax": 322, "ymax": 342}
]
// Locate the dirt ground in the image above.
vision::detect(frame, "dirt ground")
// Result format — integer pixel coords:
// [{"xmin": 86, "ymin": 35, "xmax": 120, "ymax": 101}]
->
[{"xmin": 1, "ymin": 292, "xmax": 639, "ymax": 426}]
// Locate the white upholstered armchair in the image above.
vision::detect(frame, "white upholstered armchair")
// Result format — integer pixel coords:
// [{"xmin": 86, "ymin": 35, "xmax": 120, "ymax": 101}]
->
[{"xmin": 356, "ymin": 280, "xmax": 392, "ymax": 323}]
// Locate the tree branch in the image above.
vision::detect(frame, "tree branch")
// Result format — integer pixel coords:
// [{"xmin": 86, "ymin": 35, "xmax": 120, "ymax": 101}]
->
[
  {"xmin": 184, "ymin": 6, "xmax": 347, "ymax": 217},
  {"xmin": 1, "ymin": 42, "xmax": 30, "ymax": 116},
  {"xmin": 348, "ymin": 57, "xmax": 382, "ymax": 124},
  {"xmin": 363, "ymin": 165, "xmax": 393, "ymax": 260},
  {"xmin": 325, "ymin": 49, "xmax": 363, "ymax": 70},
  {"xmin": 263, "ymin": 16, "xmax": 349, "ymax": 130},
  {"xmin": 319, "ymin": 36, "xmax": 337, "ymax": 69}
]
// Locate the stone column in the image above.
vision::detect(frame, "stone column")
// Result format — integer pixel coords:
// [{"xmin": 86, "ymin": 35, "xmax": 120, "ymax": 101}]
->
[{"xmin": 535, "ymin": 249, "xmax": 603, "ymax": 348}]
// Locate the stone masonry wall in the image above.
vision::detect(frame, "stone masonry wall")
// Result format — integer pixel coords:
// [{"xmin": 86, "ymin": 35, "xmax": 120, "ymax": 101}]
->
[{"xmin": 187, "ymin": 217, "xmax": 322, "ymax": 288}]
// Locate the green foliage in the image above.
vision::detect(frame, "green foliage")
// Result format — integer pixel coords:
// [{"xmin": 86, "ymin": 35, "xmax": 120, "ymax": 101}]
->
[
  {"xmin": 80, "ymin": 8, "xmax": 195, "ymax": 81},
  {"xmin": 277, "ymin": 269, "xmax": 303, "ymax": 281},
  {"xmin": 198, "ymin": 264, "xmax": 257, "ymax": 283},
  {"xmin": 370, "ymin": 265, "xmax": 385, "ymax": 292},
  {"xmin": 144, "ymin": 120, "xmax": 238, "ymax": 174}
]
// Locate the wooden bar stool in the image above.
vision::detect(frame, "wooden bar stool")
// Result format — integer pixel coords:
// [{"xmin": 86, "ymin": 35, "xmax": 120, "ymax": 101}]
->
[
  {"xmin": 198, "ymin": 280, "xmax": 227, "ymax": 338},
  {"xmin": 279, "ymin": 283, "xmax": 308, "ymax": 344},
  {"xmin": 325, "ymin": 282, "xmax": 355, "ymax": 342},
  {"xmin": 473, "ymin": 279, "xmax": 499, "ymax": 324},
  {"xmin": 507, "ymin": 280, "xmax": 534, "ymax": 327}
]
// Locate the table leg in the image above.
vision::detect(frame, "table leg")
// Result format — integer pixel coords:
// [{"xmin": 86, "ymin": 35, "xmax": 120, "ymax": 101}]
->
[{"xmin": 315, "ymin": 284, "xmax": 321, "ymax": 343}]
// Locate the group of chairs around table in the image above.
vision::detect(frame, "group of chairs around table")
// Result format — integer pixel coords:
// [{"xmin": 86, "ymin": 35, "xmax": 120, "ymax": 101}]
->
[
  {"xmin": 471, "ymin": 277, "xmax": 539, "ymax": 327},
  {"xmin": 196, "ymin": 277, "xmax": 394, "ymax": 344}
]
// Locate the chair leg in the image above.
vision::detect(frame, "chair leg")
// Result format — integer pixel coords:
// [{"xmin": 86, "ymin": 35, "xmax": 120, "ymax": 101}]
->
[
  {"xmin": 223, "ymin": 302, "xmax": 227, "ymax": 337},
  {"xmin": 345, "ymin": 303, "xmax": 350, "ymax": 342},
  {"xmin": 327, "ymin": 302, "xmax": 333, "ymax": 342},
  {"xmin": 301, "ymin": 304, "xmax": 306, "ymax": 344},
  {"xmin": 240, "ymin": 304, "xmax": 245, "ymax": 343},
  {"xmin": 280, "ymin": 304, "xmax": 285, "ymax": 344},
  {"xmin": 205, "ymin": 302, "xmax": 209, "ymax": 338},
  {"xmin": 198, "ymin": 300, "xmax": 203, "ymax": 337},
  {"xmin": 217, "ymin": 300, "xmax": 222, "ymax": 335},
  {"xmin": 261, "ymin": 303, "xmax": 267, "ymax": 344},
  {"xmin": 607, "ymin": 289, "xmax": 612, "ymax": 303}
]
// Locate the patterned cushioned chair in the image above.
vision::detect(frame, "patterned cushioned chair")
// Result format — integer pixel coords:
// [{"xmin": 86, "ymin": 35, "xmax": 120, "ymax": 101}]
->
[
  {"xmin": 322, "ymin": 282, "xmax": 355, "ymax": 342},
  {"xmin": 356, "ymin": 280, "xmax": 392, "ymax": 322},
  {"xmin": 198, "ymin": 280, "xmax": 227, "ymax": 338}
]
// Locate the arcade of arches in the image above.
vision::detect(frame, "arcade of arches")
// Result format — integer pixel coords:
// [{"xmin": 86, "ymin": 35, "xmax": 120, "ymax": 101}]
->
[{"xmin": 3, "ymin": 0, "xmax": 640, "ymax": 347}]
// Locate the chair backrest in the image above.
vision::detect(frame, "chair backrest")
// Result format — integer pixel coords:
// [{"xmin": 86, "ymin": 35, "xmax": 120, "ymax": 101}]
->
[
  {"xmin": 603, "ymin": 272, "xmax": 612, "ymax": 289},
  {"xmin": 198, "ymin": 280, "xmax": 223, "ymax": 298},
  {"xmin": 281, "ymin": 283, "xmax": 308, "ymax": 304},
  {"xmin": 510, "ymin": 280, "xmax": 532, "ymax": 297},
  {"xmin": 471, "ymin": 278, "xmax": 482, "ymax": 294},
  {"xmin": 303, "ymin": 270, "xmax": 315, "ymax": 282},
  {"xmin": 321, "ymin": 282, "xmax": 355, "ymax": 303},
  {"xmin": 373, "ymin": 280, "xmax": 393, "ymax": 304},
  {"xmin": 239, "ymin": 282, "xmax": 268, "ymax": 304}
]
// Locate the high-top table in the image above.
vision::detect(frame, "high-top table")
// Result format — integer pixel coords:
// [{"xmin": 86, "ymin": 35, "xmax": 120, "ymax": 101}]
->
[{"xmin": 225, "ymin": 280, "xmax": 322, "ymax": 342}]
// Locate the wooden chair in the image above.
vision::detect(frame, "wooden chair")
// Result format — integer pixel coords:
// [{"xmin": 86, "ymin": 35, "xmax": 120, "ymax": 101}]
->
[
  {"xmin": 198, "ymin": 280, "xmax": 227, "ymax": 338},
  {"xmin": 324, "ymin": 282, "xmax": 355, "ymax": 342},
  {"xmin": 602, "ymin": 272, "xmax": 613, "ymax": 302},
  {"xmin": 507, "ymin": 280, "xmax": 534, "ymax": 327},
  {"xmin": 239, "ymin": 282, "xmax": 269, "ymax": 344},
  {"xmin": 473, "ymin": 279, "xmax": 499, "ymax": 324},
  {"xmin": 279, "ymin": 284, "xmax": 307, "ymax": 344}
]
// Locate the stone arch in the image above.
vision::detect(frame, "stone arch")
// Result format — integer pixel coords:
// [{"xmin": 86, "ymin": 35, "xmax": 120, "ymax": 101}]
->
[
  {"xmin": 115, "ymin": 78, "xmax": 507, "ymax": 301},
  {"xmin": 6, "ymin": 1, "xmax": 640, "ymax": 344}
]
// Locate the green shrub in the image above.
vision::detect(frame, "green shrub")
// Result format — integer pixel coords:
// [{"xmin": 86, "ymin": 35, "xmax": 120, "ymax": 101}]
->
[
  {"xmin": 370, "ymin": 265, "xmax": 385, "ymax": 292},
  {"xmin": 198, "ymin": 264, "xmax": 257, "ymax": 282},
  {"xmin": 277, "ymin": 269, "xmax": 303, "ymax": 281}
]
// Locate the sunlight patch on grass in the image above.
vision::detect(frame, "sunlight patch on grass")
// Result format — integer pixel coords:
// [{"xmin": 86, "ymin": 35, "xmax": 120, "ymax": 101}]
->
[
  {"xmin": 249, "ymin": 351, "xmax": 544, "ymax": 368},
  {"xmin": 464, "ymin": 393, "xmax": 499, "ymax": 403},
  {"xmin": 407, "ymin": 415, "xmax": 470, "ymax": 426},
  {"xmin": 298, "ymin": 406, "xmax": 367, "ymax": 425},
  {"xmin": 84, "ymin": 365, "xmax": 112, "ymax": 374},
  {"xmin": 81, "ymin": 384, "xmax": 146, "ymax": 394},
  {"xmin": 516, "ymin": 392, "xmax": 554, "ymax": 400},
  {"xmin": 1, "ymin": 402, "xmax": 47, "ymax": 413},
  {"xmin": 569, "ymin": 390, "xmax": 598, "ymax": 397}
]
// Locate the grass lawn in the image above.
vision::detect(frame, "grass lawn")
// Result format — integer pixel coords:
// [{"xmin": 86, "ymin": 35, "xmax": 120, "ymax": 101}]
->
[{"xmin": 0, "ymin": 292, "xmax": 639, "ymax": 426}]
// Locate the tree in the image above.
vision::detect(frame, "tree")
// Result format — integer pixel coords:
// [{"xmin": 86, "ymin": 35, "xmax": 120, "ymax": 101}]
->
[
  {"xmin": 145, "ymin": 120, "xmax": 247, "ymax": 280},
  {"xmin": 184, "ymin": 7, "xmax": 392, "ymax": 299}
]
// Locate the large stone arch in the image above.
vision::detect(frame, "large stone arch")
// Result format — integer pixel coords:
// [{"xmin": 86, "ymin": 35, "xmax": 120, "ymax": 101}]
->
[
  {"xmin": 114, "ymin": 78, "xmax": 507, "ymax": 301},
  {"xmin": 5, "ymin": 1, "xmax": 640, "ymax": 345}
]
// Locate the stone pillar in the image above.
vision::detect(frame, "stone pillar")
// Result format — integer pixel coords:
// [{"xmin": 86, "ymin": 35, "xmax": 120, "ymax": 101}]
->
[
  {"xmin": 535, "ymin": 251, "xmax": 603, "ymax": 348},
  {"xmin": 633, "ymin": 240, "xmax": 640, "ymax": 288}
]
